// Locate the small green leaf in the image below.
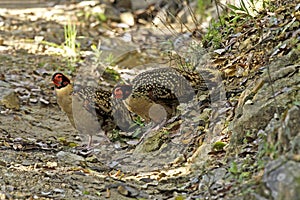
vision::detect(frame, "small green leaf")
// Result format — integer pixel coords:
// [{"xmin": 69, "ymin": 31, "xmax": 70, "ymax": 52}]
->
[
  {"xmin": 68, "ymin": 142, "xmax": 78, "ymax": 148},
  {"xmin": 98, "ymin": 13, "xmax": 107, "ymax": 21},
  {"xmin": 83, "ymin": 191, "xmax": 90, "ymax": 195},
  {"xmin": 229, "ymin": 161, "xmax": 239, "ymax": 175},
  {"xmin": 91, "ymin": 44, "xmax": 98, "ymax": 52},
  {"xmin": 293, "ymin": 101, "xmax": 300, "ymax": 106},
  {"xmin": 227, "ymin": 4, "xmax": 243, "ymax": 11},
  {"xmin": 175, "ymin": 195, "xmax": 185, "ymax": 200},
  {"xmin": 212, "ymin": 141, "xmax": 227, "ymax": 151}
]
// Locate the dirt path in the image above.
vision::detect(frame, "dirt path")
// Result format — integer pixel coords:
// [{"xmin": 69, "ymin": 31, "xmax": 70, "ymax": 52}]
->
[
  {"xmin": 0, "ymin": 2, "xmax": 205, "ymax": 199},
  {"xmin": 0, "ymin": 1, "xmax": 299, "ymax": 199}
]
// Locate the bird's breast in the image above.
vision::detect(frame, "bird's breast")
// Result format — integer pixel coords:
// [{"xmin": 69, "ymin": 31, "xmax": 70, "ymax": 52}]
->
[
  {"xmin": 55, "ymin": 85, "xmax": 75, "ymax": 127},
  {"xmin": 72, "ymin": 94, "xmax": 102, "ymax": 135},
  {"xmin": 125, "ymin": 96, "xmax": 154, "ymax": 122}
]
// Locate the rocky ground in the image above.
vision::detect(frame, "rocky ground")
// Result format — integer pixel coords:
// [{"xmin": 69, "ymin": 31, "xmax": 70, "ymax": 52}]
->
[{"xmin": 0, "ymin": 0, "xmax": 299, "ymax": 199}]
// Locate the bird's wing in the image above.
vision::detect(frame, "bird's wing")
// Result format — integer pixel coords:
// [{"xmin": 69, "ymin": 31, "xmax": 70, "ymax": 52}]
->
[
  {"xmin": 132, "ymin": 68, "xmax": 195, "ymax": 103},
  {"xmin": 111, "ymin": 98, "xmax": 135, "ymax": 131},
  {"xmin": 73, "ymin": 87, "xmax": 112, "ymax": 117},
  {"xmin": 173, "ymin": 67, "xmax": 211, "ymax": 91}
]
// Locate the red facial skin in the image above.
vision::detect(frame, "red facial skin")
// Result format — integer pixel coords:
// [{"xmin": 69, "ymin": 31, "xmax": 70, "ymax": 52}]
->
[
  {"xmin": 52, "ymin": 73, "xmax": 70, "ymax": 89},
  {"xmin": 113, "ymin": 85, "xmax": 132, "ymax": 100},
  {"xmin": 114, "ymin": 87, "xmax": 124, "ymax": 99}
]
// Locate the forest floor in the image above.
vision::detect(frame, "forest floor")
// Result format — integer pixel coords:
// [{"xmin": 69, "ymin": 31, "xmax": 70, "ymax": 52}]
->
[{"xmin": 0, "ymin": 0, "xmax": 299, "ymax": 199}]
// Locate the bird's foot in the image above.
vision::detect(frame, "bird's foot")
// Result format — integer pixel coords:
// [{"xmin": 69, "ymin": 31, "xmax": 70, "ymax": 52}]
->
[{"xmin": 72, "ymin": 145, "xmax": 95, "ymax": 156}]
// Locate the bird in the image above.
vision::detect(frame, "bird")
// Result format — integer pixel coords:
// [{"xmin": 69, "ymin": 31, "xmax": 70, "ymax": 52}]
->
[
  {"xmin": 113, "ymin": 67, "xmax": 208, "ymax": 129},
  {"xmin": 51, "ymin": 72, "xmax": 133, "ymax": 148}
]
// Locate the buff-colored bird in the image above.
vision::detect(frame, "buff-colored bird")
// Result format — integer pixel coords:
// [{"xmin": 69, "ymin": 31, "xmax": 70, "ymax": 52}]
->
[{"xmin": 52, "ymin": 72, "xmax": 132, "ymax": 148}]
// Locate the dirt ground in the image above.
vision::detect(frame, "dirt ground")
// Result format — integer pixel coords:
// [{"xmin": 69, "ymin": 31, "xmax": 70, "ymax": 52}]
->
[
  {"xmin": 0, "ymin": 1, "xmax": 299, "ymax": 199},
  {"xmin": 0, "ymin": 2, "xmax": 208, "ymax": 199}
]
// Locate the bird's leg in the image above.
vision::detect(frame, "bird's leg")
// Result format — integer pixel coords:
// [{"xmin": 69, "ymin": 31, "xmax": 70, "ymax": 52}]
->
[
  {"xmin": 101, "ymin": 130, "xmax": 112, "ymax": 143},
  {"xmin": 151, "ymin": 118, "xmax": 167, "ymax": 131},
  {"xmin": 87, "ymin": 131, "xmax": 111, "ymax": 149},
  {"xmin": 73, "ymin": 134, "xmax": 94, "ymax": 156},
  {"xmin": 87, "ymin": 135, "xmax": 93, "ymax": 149}
]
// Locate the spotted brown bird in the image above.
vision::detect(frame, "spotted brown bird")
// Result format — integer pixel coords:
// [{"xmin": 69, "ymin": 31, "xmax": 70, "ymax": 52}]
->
[
  {"xmin": 113, "ymin": 67, "xmax": 208, "ymax": 126},
  {"xmin": 52, "ymin": 72, "xmax": 132, "ymax": 148}
]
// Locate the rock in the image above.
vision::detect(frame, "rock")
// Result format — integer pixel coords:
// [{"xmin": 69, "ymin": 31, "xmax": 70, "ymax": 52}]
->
[
  {"xmin": 117, "ymin": 185, "xmax": 139, "ymax": 197},
  {"xmin": 0, "ymin": 80, "xmax": 10, "ymax": 88},
  {"xmin": 0, "ymin": 91, "xmax": 20, "ymax": 110},
  {"xmin": 263, "ymin": 158, "xmax": 300, "ymax": 200},
  {"xmin": 114, "ymin": 0, "xmax": 132, "ymax": 9},
  {"xmin": 0, "ymin": 192, "xmax": 6, "ymax": 200},
  {"xmin": 277, "ymin": 105, "xmax": 300, "ymax": 152},
  {"xmin": 104, "ymin": 4, "xmax": 121, "ymax": 22},
  {"xmin": 114, "ymin": 0, "xmax": 157, "ymax": 11},
  {"xmin": 56, "ymin": 151, "xmax": 85, "ymax": 166},
  {"xmin": 133, "ymin": 130, "xmax": 167, "ymax": 153},
  {"xmin": 120, "ymin": 12, "xmax": 135, "ymax": 26},
  {"xmin": 229, "ymin": 57, "xmax": 300, "ymax": 145},
  {"xmin": 0, "ymin": 159, "xmax": 7, "ymax": 167}
]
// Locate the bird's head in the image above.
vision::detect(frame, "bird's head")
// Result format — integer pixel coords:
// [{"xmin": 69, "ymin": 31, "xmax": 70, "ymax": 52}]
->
[
  {"xmin": 52, "ymin": 72, "xmax": 71, "ymax": 89},
  {"xmin": 113, "ymin": 84, "xmax": 132, "ymax": 100}
]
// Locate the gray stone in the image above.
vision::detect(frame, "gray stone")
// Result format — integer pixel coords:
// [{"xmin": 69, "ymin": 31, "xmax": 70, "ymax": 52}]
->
[
  {"xmin": 229, "ymin": 59, "xmax": 300, "ymax": 145},
  {"xmin": 263, "ymin": 158, "xmax": 300, "ymax": 200},
  {"xmin": 56, "ymin": 151, "xmax": 85, "ymax": 166}
]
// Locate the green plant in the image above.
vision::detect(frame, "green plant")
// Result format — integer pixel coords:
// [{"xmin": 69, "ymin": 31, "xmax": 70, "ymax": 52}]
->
[
  {"xmin": 227, "ymin": 0, "xmax": 267, "ymax": 18},
  {"xmin": 227, "ymin": 0, "xmax": 253, "ymax": 17},
  {"xmin": 104, "ymin": 53, "xmax": 114, "ymax": 64},
  {"xmin": 97, "ymin": 13, "xmax": 107, "ymax": 22},
  {"xmin": 134, "ymin": 116, "xmax": 145, "ymax": 127},
  {"xmin": 102, "ymin": 67, "xmax": 121, "ymax": 83},
  {"xmin": 64, "ymin": 22, "xmax": 78, "ymax": 57},
  {"xmin": 212, "ymin": 141, "xmax": 227, "ymax": 151},
  {"xmin": 110, "ymin": 129, "xmax": 121, "ymax": 142},
  {"xmin": 91, "ymin": 43, "xmax": 102, "ymax": 60},
  {"xmin": 202, "ymin": 18, "xmax": 224, "ymax": 48},
  {"xmin": 64, "ymin": 22, "xmax": 79, "ymax": 71},
  {"xmin": 82, "ymin": 190, "xmax": 90, "ymax": 195},
  {"xmin": 196, "ymin": 0, "xmax": 211, "ymax": 18},
  {"xmin": 78, "ymin": 6, "xmax": 107, "ymax": 23},
  {"xmin": 91, "ymin": 42, "xmax": 115, "ymax": 64},
  {"xmin": 228, "ymin": 153, "xmax": 258, "ymax": 183},
  {"xmin": 259, "ymin": 141, "xmax": 279, "ymax": 159},
  {"xmin": 229, "ymin": 161, "xmax": 240, "ymax": 175}
]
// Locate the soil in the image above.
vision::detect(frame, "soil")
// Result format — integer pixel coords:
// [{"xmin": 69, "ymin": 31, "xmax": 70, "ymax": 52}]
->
[{"xmin": 0, "ymin": 1, "xmax": 299, "ymax": 199}]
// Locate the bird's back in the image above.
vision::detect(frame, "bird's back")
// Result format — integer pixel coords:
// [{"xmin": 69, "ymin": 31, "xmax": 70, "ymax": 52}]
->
[{"xmin": 131, "ymin": 68, "xmax": 195, "ymax": 103}]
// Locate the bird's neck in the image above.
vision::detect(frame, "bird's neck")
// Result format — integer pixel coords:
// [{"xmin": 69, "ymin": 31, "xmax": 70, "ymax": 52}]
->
[
  {"xmin": 55, "ymin": 84, "xmax": 73, "ymax": 97},
  {"xmin": 55, "ymin": 83, "xmax": 75, "ymax": 127}
]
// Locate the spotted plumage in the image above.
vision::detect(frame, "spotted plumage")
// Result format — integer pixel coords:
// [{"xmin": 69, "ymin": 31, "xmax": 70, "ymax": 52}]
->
[
  {"xmin": 132, "ymin": 68, "xmax": 196, "ymax": 101},
  {"xmin": 173, "ymin": 67, "xmax": 209, "ymax": 92},
  {"xmin": 74, "ymin": 87, "xmax": 112, "ymax": 115},
  {"xmin": 113, "ymin": 67, "xmax": 208, "ymax": 123}
]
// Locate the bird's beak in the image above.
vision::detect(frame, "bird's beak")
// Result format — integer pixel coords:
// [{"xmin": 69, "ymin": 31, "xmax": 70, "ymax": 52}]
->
[{"xmin": 52, "ymin": 80, "xmax": 62, "ymax": 88}]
